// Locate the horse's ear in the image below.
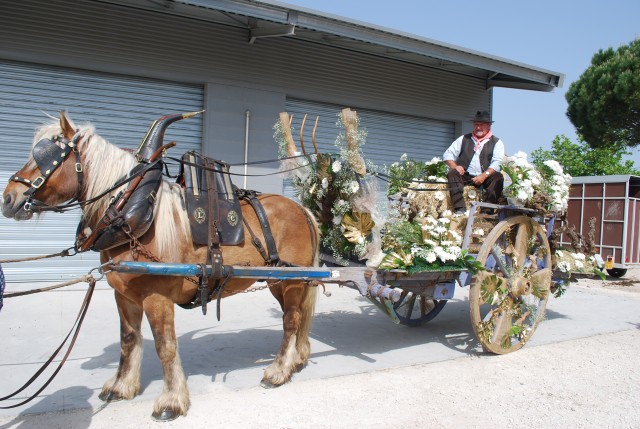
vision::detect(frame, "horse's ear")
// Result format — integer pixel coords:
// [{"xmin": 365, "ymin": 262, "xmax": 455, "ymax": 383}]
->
[{"xmin": 59, "ymin": 111, "xmax": 75, "ymax": 140}]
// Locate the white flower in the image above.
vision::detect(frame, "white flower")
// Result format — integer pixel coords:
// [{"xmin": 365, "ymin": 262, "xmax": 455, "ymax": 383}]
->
[
  {"xmin": 349, "ymin": 181, "xmax": 360, "ymax": 194},
  {"xmin": 438, "ymin": 217, "xmax": 450, "ymax": 224},
  {"xmin": 544, "ymin": 160, "xmax": 563, "ymax": 175},
  {"xmin": 517, "ymin": 189, "xmax": 529, "ymax": 200},
  {"xmin": 400, "ymin": 153, "xmax": 408, "ymax": 161},
  {"xmin": 572, "ymin": 252, "xmax": 586, "ymax": 260},
  {"xmin": 557, "ymin": 261, "xmax": 571, "ymax": 273},
  {"xmin": 425, "ymin": 251, "xmax": 437, "ymax": 263},
  {"xmin": 441, "ymin": 210, "xmax": 453, "ymax": 217},
  {"xmin": 575, "ymin": 260, "xmax": 584, "ymax": 269},
  {"xmin": 426, "ymin": 157, "xmax": 441, "ymax": 165},
  {"xmin": 332, "ymin": 215, "xmax": 343, "ymax": 225},
  {"xmin": 332, "ymin": 160, "xmax": 342, "ymax": 173},
  {"xmin": 434, "ymin": 226, "xmax": 448, "ymax": 234},
  {"xmin": 434, "ymin": 191, "xmax": 445, "ymax": 201},
  {"xmin": 321, "ymin": 177, "xmax": 328, "ymax": 189},
  {"xmin": 513, "ymin": 151, "xmax": 528, "ymax": 160},
  {"xmin": 556, "ymin": 250, "xmax": 564, "ymax": 257},
  {"xmin": 473, "ymin": 228, "xmax": 485, "ymax": 236}
]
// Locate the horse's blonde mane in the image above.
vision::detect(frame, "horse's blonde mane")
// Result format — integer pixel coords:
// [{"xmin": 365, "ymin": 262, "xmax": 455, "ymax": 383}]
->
[{"xmin": 33, "ymin": 117, "xmax": 192, "ymax": 260}]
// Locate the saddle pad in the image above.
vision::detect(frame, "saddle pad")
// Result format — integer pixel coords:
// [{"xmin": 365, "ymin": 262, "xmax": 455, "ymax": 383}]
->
[{"xmin": 181, "ymin": 151, "xmax": 244, "ymax": 246}]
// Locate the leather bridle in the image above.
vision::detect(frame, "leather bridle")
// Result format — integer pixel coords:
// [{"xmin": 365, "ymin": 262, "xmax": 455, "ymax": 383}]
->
[{"xmin": 10, "ymin": 133, "xmax": 84, "ymax": 213}]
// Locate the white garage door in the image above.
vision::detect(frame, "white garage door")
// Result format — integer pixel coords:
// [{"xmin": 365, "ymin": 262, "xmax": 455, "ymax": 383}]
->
[{"xmin": 0, "ymin": 60, "xmax": 203, "ymax": 283}]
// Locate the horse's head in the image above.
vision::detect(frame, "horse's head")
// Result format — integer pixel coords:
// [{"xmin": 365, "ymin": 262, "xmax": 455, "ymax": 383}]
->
[{"xmin": 2, "ymin": 112, "xmax": 84, "ymax": 220}]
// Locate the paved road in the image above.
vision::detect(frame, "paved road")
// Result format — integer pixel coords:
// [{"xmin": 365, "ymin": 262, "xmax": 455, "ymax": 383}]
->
[{"xmin": 0, "ymin": 273, "xmax": 638, "ymax": 428}]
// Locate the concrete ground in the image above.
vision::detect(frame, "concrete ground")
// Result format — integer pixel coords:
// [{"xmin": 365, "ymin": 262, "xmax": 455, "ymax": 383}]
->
[{"xmin": 0, "ymin": 269, "xmax": 638, "ymax": 428}]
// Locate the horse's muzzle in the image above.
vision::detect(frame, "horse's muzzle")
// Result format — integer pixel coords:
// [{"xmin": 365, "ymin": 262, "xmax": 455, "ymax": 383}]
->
[{"xmin": 1, "ymin": 192, "xmax": 33, "ymax": 220}]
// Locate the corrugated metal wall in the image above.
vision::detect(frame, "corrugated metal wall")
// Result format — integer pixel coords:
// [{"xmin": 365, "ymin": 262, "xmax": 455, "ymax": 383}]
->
[
  {"xmin": 0, "ymin": 60, "xmax": 204, "ymax": 283},
  {"xmin": 0, "ymin": 0, "xmax": 490, "ymax": 124}
]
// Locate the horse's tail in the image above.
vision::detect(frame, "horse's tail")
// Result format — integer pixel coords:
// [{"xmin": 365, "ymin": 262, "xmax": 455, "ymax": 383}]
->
[{"xmin": 297, "ymin": 206, "xmax": 320, "ymax": 348}]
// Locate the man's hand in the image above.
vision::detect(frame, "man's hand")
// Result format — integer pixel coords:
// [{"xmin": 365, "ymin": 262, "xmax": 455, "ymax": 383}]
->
[
  {"xmin": 472, "ymin": 173, "xmax": 487, "ymax": 185},
  {"xmin": 454, "ymin": 165, "xmax": 465, "ymax": 175}
]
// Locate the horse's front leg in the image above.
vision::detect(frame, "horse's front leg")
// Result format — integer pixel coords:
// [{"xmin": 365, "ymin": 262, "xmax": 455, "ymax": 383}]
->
[
  {"xmin": 99, "ymin": 291, "xmax": 144, "ymax": 402},
  {"xmin": 143, "ymin": 294, "xmax": 189, "ymax": 421},
  {"xmin": 261, "ymin": 281, "xmax": 316, "ymax": 388}
]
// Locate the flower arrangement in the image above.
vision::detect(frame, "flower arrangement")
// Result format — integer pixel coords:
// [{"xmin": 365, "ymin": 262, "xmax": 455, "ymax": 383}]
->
[
  {"xmin": 535, "ymin": 160, "xmax": 572, "ymax": 213},
  {"xmin": 503, "ymin": 151, "xmax": 572, "ymax": 214},
  {"xmin": 366, "ymin": 154, "xmax": 483, "ymax": 273},
  {"xmin": 275, "ymin": 109, "xmax": 379, "ymax": 265},
  {"xmin": 375, "ymin": 209, "xmax": 476, "ymax": 272},
  {"xmin": 502, "ymin": 151, "xmax": 542, "ymax": 203},
  {"xmin": 552, "ymin": 249, "xmax": 605, "ymax": 296},
  {"xmin": 386, "ymin": 154, "xmax": 448, "ymax": 196}
]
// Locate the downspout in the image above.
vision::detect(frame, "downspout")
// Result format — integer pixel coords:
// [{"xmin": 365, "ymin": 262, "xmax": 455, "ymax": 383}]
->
[{"xmin": 244, "ymin": 110, "xmax": 250, "ymax": 189}]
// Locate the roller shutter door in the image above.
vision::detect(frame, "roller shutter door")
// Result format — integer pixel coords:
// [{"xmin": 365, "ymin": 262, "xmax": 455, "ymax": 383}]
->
[
  {"xmin": 284, "ymin": 98, "xmax": 455, "ymax": 196},
  {"xmin": 0, "ymin": 61, "xmax": 203, "ymax": 283}
]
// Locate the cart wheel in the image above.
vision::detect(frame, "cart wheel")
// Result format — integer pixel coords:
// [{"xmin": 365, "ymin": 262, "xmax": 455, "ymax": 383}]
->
[
  {"xmin": 470, "ymin": 216, "xmax": 552, "ymax": 354},
  {"xmin": 392, "ymin": 291, "xmax": 447, "ymax": 327},
  {"xmin": 606, "ymin": 268, "xmax": 627, "ymax": 278}
]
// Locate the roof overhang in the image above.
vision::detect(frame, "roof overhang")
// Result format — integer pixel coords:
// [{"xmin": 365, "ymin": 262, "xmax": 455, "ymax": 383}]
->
[{"xmin": 97, "ymin": 0, "xmax": 564, "ymax": 92}]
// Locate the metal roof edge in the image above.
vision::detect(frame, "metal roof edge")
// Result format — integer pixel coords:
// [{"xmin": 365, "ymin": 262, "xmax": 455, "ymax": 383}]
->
[
  {"xmin": 180, "ymin": 0, "xmax": 564, "ymax": 89},
  {"xmin": 571, "ymin": 175, "xmax": 639, "ymax": 184}
]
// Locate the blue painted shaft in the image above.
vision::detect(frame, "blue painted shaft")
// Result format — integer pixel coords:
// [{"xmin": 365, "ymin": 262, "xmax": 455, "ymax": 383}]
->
[{"xmin": 107, "ymin": 261, "xmax": 332, "ymax": 280}]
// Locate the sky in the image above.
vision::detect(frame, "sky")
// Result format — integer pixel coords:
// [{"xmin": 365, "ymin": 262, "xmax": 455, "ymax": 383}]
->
[{"xmin": 280, "ymin": 0, "xmax": 640, "ymax": 164}]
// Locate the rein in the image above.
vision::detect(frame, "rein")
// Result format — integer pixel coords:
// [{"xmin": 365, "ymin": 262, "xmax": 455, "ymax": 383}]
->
[
  {"xmin": 0, "ymin": 277, "xmax": 96, "ymax": 409},
  {"xmin": 0, "ymin": 247, "xmax": 76, "ymax": 264},
  {"xmin": 22, "ymin": 158, "xmax": 163, "ymax": 215}
]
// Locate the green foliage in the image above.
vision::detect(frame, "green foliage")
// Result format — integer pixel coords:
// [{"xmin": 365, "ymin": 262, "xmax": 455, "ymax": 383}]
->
[
  {"xmin": 386, "ymin": 155, "xmax": 447, "ymax": 195},
  {"xmin": 565, "ymin": 39, "xmax": 640, "ymax": 148},
  {"xmin": 531, "ymin": 135, "xmax": 640, "ymax": 177}
]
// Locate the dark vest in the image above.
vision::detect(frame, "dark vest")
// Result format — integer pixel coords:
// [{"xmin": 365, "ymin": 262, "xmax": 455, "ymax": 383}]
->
[{"xmin": 456, "ymin": 133, "xmax": 499, "ymax": 173}]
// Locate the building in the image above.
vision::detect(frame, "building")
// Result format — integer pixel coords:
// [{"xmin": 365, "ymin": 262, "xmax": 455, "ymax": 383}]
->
[{"xmin": 0, "ymin": 0, "xmax": 564, "ymax": 281}]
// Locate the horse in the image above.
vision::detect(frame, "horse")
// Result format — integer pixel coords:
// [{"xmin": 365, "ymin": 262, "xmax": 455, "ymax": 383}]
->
[{"xmin": 1, "ymin": 112, "xmax": 320, "ymax": 420}]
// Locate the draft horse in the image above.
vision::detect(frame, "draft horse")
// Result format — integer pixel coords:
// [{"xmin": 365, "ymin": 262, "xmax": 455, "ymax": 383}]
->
[{"xmin": 1, "ymin": 112, "xmax": 319, "ymax": 420}]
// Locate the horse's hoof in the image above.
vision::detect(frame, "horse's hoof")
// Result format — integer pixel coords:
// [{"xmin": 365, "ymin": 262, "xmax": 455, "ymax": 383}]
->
[
  {"xmin": 99, "ymin": 391, "xmax": 123, "ymax": 402},
  {"xmin": 260, "ymin": 379, "xmax": 280, "ymax": 389},
  {"xmin": 152, "ymin": 408, "xmax": 180, "ymax": 422}
]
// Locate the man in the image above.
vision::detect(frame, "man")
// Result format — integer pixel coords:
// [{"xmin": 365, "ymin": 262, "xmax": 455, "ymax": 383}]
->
[{"xmin": 443, "ymin": 110, "xmax": 504, "ymax": 215}]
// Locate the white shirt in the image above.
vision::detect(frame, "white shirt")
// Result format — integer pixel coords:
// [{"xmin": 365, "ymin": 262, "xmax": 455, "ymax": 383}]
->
[{"xmin": 443, "ymin": 134, "xmax": 504, "ymax": 177}]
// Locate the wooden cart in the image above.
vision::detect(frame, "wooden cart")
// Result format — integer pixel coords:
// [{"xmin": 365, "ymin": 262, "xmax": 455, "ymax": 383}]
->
[{"xmin": 108, "ymin": 200, "xmax": 559, "ymax": 355}]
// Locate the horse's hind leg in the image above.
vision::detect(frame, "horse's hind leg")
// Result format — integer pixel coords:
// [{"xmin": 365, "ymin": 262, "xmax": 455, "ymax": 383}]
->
[
  {"xmin": 261, "ymin": 281, "xmax": 317, "ymax": 388},
  {"xmin": 143, "ymin": 294, "xmax": 189, "ymax": 421},
  {"xmin": 99, "ymin": 291, "xmax": 144, "ymax": 402}
]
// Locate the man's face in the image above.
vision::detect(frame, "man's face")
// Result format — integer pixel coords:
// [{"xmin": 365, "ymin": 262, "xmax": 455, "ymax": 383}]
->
[{"xmin": 473, "ymin": 121, "xmax": 491, "ymax": 139}]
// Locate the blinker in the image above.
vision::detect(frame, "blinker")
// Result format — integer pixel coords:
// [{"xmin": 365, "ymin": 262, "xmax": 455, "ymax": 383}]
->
[{"xmin": 32, "ymin": 137, "xmax": 71, "ymax": 172}]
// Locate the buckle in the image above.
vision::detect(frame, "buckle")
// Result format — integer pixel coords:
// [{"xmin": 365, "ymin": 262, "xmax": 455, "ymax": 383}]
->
[
  {"xmin": 75, "ymin": 162, "xmax": 83, "ymax": 173},
  {"xmin": 31, "ymin": 176, "xmax": 45, "ymax": 189}
]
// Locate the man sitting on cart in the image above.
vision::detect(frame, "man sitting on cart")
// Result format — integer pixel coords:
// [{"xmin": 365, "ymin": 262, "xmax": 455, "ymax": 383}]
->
[{"xmin": 443, "ymin": 110, "xmax": 505, "ymax": 215}]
